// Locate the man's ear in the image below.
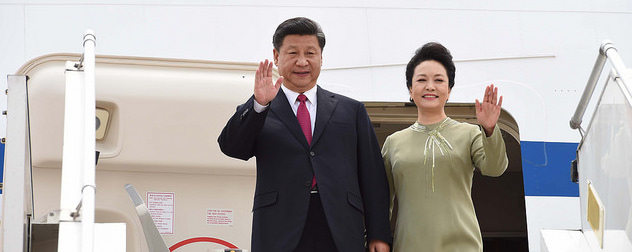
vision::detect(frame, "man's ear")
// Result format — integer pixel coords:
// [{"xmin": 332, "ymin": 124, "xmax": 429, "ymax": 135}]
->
[{"xmin": 273, "ymin": 49, "xmax": 279, "ymax": 65}]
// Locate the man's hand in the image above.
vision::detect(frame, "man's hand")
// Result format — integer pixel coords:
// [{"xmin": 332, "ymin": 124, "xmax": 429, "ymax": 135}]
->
[
  {"xmin": 254, "ymin": 59, "xmax": 283, "ymax": 105},
  {"xmin": 368, "ymin": 239, "xmax": 390, "ymax": 252}
]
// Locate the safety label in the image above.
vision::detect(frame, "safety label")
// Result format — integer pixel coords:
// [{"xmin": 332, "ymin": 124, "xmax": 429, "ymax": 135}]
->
[
  {"xmin": 147, "ymin": 192, "xmax": 175, "ymax": 234},
  {"xmin": 206, "ymin": 209, "xmax": 234, "ymax": 226}
]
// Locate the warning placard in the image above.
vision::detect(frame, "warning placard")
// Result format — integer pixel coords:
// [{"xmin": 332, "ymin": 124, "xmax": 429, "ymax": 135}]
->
[
  {"xmin": 206, "ymin": 209, "xmax": 234, "ymax": 226},
  {"xmin": 147, "ymin": 192, "xmax": 175, "ymax": 234}
]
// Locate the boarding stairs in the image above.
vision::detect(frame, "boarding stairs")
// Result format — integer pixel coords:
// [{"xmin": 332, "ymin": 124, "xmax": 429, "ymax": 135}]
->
[{"xmin": 541, "ymin": 41, "xmax": 632, "ymax": 251}]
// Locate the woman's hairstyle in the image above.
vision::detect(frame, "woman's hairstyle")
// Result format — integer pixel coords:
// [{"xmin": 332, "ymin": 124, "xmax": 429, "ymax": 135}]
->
[
  {"xmin": 405, "ymin": 42, "xmax": 456, "ymax": 91},
  {"xmin": 273, "ymin": 17, "xmax": 326, "ymax": 52}
]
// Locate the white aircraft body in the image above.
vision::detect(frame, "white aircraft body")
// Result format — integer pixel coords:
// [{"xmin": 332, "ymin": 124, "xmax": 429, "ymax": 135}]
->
[{"xmin": 1, "ymin": 1, "xmax": 632, "ymax": 251}]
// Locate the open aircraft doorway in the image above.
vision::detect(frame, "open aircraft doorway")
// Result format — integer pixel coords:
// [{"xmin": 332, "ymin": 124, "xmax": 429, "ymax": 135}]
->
[{"xmin": 365, "ymin": 102, "xmax": 527, "ymax": 252}]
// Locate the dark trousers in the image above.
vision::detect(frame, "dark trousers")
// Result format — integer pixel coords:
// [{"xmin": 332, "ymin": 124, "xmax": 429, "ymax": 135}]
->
[{"xmin": 294, "ymin": 193, "xmax": 339, "ymax": 252}]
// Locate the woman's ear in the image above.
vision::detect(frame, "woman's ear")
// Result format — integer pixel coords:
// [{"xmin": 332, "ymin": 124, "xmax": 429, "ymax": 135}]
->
[{"xmin": 447, "ymin": 88, "xmax": 451, "ymax": 101}]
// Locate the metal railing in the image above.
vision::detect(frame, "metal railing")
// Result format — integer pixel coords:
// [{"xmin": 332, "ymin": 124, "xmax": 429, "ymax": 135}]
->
[
  {"xmin": 57, "ymin": 29, "xmax": 97, "ymax": 252},
  {"xmin": 81, "ymin": 29, "xmax": 97, "ymax": 252},
  {"xmin": 570, "ymin": 40, "xmax": 632, "ymax": 137}
]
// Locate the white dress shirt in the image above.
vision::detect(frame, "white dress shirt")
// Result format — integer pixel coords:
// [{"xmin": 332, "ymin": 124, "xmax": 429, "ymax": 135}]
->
[{"xmin": 253, "ymin": 85, "xmax": 317, "ymax": 135}]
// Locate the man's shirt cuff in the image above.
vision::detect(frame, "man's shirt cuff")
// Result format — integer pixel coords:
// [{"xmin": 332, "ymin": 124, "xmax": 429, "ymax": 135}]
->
[{"xmin": 253, "ymin": 99, "xmax": 269, "ymax": 113}]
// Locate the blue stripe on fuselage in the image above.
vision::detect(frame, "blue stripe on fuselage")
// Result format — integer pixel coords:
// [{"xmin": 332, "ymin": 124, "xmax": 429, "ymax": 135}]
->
[
  {"xmin": 521, "ymin": 141, "xmax": 579, "ymax": 197},
  {"xmin": 0, "ymin": 143, "xmax": 4, "ymax": 194},
  {"xmin": 0, "ymin": 141, "xmax": 583, "ymax": 197}
]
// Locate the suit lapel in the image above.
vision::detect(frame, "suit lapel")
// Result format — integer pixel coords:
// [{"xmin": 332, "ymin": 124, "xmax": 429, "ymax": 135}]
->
[
  {"xmin": 270, "ymin": 89, "xmax": 311, "ymax": 148},
  {"xmin": 312, "ymin": 86, "xmax": 338, "ymax": 146}
]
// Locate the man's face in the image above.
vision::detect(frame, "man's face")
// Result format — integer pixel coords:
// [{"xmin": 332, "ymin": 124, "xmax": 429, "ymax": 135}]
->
[{"xmin": 274, "ymin": 35, "xmax": 322, "ymax": 93}]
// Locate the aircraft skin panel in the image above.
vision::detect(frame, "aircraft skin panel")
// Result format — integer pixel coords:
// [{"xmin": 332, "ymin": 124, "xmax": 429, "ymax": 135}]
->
[
  {"xmin": 520, "ymin": 141, "xmax": 582, "ymax": 251},
  {"xmin": 526, "ymin": 196, "xmax": 582, "ymax": 252},
  {"xmin": 520, "ymin": 142, "xmax": 581, "ymax": 251},
  {"xmin": 521, "ymin": 141, "xmax": 579, "ymax": 197}
]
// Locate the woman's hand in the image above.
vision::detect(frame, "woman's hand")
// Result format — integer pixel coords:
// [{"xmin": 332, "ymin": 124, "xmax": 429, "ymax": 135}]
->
[{"xmin": 475, "ymin": 84, "xmax": 503, "ymax": 136}]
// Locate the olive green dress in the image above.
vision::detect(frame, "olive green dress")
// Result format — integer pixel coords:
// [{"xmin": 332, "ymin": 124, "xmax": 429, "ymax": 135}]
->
[{"xmin": 381, "ymin": 117, "xmax": 508, "ymax": 252}]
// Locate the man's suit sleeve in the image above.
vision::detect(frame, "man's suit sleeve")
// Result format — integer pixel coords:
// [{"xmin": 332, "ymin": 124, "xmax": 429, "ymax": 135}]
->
[
  {"xmin": 217, "ymin": 95, "xmax": 268, "ymax": 161},
  {"xmin": 356, "ymin": 103, "xmax": 393, "ymax": 244}
]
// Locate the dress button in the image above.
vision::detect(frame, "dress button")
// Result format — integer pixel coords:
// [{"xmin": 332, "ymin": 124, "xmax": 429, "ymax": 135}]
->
[
  {"xmin": 305, "ymin": 180, "xmax": 311, "ymax": 187},
  {"xmin": 309, "ymin": 151, "xmax": 315, "ymax": 157}
]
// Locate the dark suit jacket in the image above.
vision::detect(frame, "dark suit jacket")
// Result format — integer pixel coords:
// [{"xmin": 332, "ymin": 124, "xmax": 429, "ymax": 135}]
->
[{"xmin": 218, "ymin": 86, "xmax": 392, "ymax": 252}]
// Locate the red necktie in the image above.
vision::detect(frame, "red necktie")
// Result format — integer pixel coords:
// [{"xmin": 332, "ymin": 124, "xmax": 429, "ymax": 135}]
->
[
  {"xmin": 297, "ymin": 94, "xmax": 312, "ymax": 145},
  {"xmin": 297, "ymin": 94, "xmax": 316, "ymax": 188}
]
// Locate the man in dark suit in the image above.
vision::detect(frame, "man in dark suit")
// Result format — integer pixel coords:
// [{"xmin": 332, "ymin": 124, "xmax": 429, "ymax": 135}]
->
[{"xmin": 218, "ymin": 17, "xmax": 391, "ymax": 252}]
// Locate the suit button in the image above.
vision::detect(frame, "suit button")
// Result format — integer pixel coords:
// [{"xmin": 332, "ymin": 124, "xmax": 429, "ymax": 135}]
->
[
  {"xmin": 309, "ymin": 151, "xmax": 315, "ymax": 157},
  {"xmin": 305, "ymin": 180, "xmax": 311, "ymax": 187}
]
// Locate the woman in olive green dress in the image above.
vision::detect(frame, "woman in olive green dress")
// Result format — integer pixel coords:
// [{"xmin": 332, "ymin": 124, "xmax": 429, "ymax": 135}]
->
[{"xmin": 381, "ymin": 42, "xmax": 508, "ymax": 252}]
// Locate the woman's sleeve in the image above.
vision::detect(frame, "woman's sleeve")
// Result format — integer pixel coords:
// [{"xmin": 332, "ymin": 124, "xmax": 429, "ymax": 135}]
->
[
  {"xmin": 471, "ymin": 125, "xmax": 508, "ymax": 177},
  {"xmin": 381, "ymin": 136, "xmax": 396, "ymax": 219}
]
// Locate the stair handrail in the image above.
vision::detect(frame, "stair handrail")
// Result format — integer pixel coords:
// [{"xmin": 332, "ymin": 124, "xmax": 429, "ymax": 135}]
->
[{"xmin": 570, "ymin": 40, "xmax": 632, "ymax": 136}]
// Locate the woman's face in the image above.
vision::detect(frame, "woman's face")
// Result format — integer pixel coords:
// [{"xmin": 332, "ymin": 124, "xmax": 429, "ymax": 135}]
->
[{"xmin": 409, "ymin": 60, "xmax": 451, "ymax": 112}]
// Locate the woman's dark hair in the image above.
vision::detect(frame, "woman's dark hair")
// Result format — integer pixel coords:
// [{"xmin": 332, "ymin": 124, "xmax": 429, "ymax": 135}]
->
[
  {"xmin": 273, "ymin": 17, "xmax": 326, "ymax": 52},
  {"xmin": 405, "ymin": 42, "xmax": 456, "ymax": 91}
]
